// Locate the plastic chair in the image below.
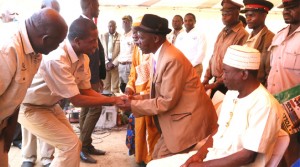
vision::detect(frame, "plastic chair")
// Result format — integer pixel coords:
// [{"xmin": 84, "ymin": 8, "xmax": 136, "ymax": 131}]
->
[{"xmin": 266, "ymin": 129, "xmax": 290, "ymax": 167}]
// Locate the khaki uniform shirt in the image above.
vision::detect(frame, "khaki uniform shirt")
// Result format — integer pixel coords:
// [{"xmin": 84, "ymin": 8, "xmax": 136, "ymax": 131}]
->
[
  {"xmin": 0, "ymin": 21, "xmax": 41, "ymax": 123},
  {"xmin": 268, "ymin": 25, "xmax": 300, "ymax": 94},
  {"xmin": 244, "ymin": 26, "xmax": 274, "ymax": 86},
  {"xmin": 22, "ymin": 40, "xmax": 91, "ymax": 106},
  {"xmin": 204, "ymin": 21, "xmax": 248, "ymax": 82}
]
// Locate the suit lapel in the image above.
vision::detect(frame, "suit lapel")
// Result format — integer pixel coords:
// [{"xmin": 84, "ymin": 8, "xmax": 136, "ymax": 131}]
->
[{"xmin": 150, "ymin": 41, "xmax": 171, "ymax": 98}]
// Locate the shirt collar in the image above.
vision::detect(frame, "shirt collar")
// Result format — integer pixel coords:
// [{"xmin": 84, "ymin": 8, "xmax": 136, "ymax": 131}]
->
[
  {"xmin": 66, "ymin": 39, "xmax": 79, "ymax": 63},
  {"xmin": 20, "ymin": 20, "xmax": 36, "ymax": 55},
  {"xmin": 81, "ymin": 14, "xmax": 90, "ymax": 20},
  {"xmin": 153, "ymin": 44, "xmax": 163, "ymax": 63}
]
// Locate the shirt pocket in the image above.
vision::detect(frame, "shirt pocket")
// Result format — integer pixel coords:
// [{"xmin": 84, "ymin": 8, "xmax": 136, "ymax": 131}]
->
[
  {"xmin": 283, "ymin": 47, "xmax": 300, "ymax": 70},
  {"xmin": 170, "ymin": 112, "xmax": 192, "ymax": 121},
  {"xmin": 15, "ymin": 69, "xmax": 28, "ymax": 83}
]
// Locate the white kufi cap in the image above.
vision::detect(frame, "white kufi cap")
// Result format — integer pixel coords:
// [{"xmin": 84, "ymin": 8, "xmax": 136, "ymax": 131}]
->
[{"xmin": 223, "ymin": 45, "xmax": 260, "ymax": 70}]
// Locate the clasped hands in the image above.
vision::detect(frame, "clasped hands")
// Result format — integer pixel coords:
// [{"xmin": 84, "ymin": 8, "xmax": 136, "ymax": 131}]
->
[{"xmin": 114, "ymin": 95, "xmax": 133, "ymax": 111}]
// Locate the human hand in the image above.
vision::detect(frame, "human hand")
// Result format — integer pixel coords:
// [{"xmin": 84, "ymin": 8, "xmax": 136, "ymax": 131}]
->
[
  {"xmin": 106, "ymin": 62, "xmax": 114, "ymax": 71},
  {"xmin": 114, "ymin": 96, "xmax": 125, "ymax": 106},
  {"xmin": 204, "ymin": 83, "xmax": 219, "ymax": 91},
  {"xmin": 117, "ymin": 96, "xmax": 132, "ymax": 111},
  {"xmin": 124, "ymin": 88, "xmax": 134, "ymax": 96},
  {"xmin": 181, "ymin": 154, "xmax": 203, "ymax": 167}
]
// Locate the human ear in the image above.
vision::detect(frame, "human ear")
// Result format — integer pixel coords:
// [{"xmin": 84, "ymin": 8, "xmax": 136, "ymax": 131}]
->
[{"xmin": 241, "ymin": 70, "xmax": 249, "ymax": 80}]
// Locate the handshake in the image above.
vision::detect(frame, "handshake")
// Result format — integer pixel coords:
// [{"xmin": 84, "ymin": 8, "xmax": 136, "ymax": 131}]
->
[{"xmin": 114, "ymin": 95, "xmax": 132, "ymax": 111}]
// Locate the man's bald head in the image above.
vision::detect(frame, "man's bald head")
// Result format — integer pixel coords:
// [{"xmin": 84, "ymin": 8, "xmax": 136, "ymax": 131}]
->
[
  {"xmin": 41, "ymin": 0, "xmax": 60, "ymax": 12},
  {"xmin": 26, "ymin": 8, "xmax": 67, "ymax": 54}
]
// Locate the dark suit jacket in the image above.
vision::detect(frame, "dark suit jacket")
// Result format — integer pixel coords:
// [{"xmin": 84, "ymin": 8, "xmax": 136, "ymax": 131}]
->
[
  {"xmin": 131, "ymin": 41, "xmax": 218, "ymax": 153},
  {"xmin": 79, "ymin": 16, "xmax": 106, "ymax": 82}
]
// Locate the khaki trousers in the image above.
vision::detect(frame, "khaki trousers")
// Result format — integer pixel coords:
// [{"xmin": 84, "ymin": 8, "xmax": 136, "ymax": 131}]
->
[
  {"xmin": 103, "ymin": 67, "xmax": 119, "ymax": 93},
  {"xmin": 21, "ymin": 127, "xmax": 55, "ymax": 165},
  {"xmin": 18, "ymin": 104, "xmax": 81, "ymax": 167}
]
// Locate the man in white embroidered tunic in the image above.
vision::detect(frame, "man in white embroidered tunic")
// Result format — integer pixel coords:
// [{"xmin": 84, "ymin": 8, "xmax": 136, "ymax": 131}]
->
[{"xmin": 181, "ymin": 45, "xmax": 283, "ymax": 167}]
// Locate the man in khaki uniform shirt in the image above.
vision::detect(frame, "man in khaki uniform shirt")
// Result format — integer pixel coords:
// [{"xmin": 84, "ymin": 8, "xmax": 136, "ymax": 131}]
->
[
  {"xmin": 0, "ymin": 9, "xmax": 67, "ymax": 167},
  {"xmin": 202, "ymin": 0, "xmax": 249, "ymax": 98}
]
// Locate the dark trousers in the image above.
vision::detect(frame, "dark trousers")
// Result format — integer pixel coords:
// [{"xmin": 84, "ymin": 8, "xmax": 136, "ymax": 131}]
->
[{"xmin": 79, "ymin": 106, "xmax": 102, "ymax": 150}]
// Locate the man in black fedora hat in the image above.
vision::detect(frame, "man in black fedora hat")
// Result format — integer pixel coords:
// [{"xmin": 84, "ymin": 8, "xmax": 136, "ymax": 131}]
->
[
  {"xmin": 241, "ymin": 0, "xmax": 274, "ymax": 87},
  {"xmin": 118, "ymin": 14, "xmax": 217, "ymax": 160}
]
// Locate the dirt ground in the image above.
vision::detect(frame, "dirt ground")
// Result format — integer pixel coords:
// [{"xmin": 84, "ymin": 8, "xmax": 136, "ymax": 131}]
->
[{"xmin": 8, "ymin": 124, "xmax": 140, "ymax": 167}]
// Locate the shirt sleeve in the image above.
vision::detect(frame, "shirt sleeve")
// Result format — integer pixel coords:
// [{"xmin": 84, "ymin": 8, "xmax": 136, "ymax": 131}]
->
[
  {"xmin": 39, "ymin": 57, "xmax": 80, "ymax": 99},
  {"xmin": 76, "ymin": 55, "xmax": 91, "ymax": 90},
  {"xmin": 0, "ymin": 48, "xmax": 16, "ymax": 95},
  {"xmin": 242, "ymin": 97, "xmax": 281, "ymax": 153}
]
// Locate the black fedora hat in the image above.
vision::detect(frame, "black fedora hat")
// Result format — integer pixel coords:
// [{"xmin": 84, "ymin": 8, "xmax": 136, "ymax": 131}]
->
[
  {"xmin": 135, "ymin": 14, "xmax": 171, "ymax": 35},
  {"xmin": 278, "ymin": 0, "xmax": 300, "ymax": 8},
  {"xmin": 241, "ymin": 0, "xmax": 274, "ymax": 13}
]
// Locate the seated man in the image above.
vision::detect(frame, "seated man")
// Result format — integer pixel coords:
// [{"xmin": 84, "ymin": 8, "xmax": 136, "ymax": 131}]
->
[
  {"xmin": 118, "ymin": 14, "xmax": 218, "ymax": 160},
  {"xmin": 148, "ymin": 45, "xmax": 284, "ymax": 167}
]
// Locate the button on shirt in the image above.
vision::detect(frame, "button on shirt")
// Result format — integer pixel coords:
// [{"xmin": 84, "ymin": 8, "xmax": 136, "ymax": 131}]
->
[
  {"xmin": 267, "ymin": 25, "xmax": 300, "ymax": 94},
  {"xmin": 118, "ymin": 30, "xmax": 134, "ymax": 63},
  {"xmin": 205, "ymin": 84, "xmax": 283, "ymax": 166},
  {"xmin": 174, "ymin": 28, "xmax": 207, "ymax": 67},
  {"xmin": 22, "ymin": 40, "xmax": 91, "ymax": 106},
  {"xmin": 0, "ymin": 21, "xmax": 42, "ymax": 122}
]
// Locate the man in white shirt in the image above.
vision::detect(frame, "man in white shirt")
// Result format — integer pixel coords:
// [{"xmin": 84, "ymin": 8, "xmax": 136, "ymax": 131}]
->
[
  {"xmin": 101, "ymin": 20, "xmax": 121, "ymax": 94},
  {"xmin": 0, "ymin": 8, "xmax": 67, "ymax": 167},
  {"xmin": 118, "ymin": 15, "xmax": 134, "ymax": 92},
  {"xmin": 174, "ymin": 13, "xmax": 207, "ymax": 78},
  {"xmin": 18, "ymin": 18, "xmax": 124, "ymax": 167},
  {"xmin": 167, "ymin": 15, "xmax": 184, "ymax": 44}
]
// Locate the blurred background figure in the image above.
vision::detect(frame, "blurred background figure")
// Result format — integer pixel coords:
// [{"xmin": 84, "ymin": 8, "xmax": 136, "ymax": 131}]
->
[{"xmin": 239, "ymin": 15, "xmax": 247, "ymax": 27}]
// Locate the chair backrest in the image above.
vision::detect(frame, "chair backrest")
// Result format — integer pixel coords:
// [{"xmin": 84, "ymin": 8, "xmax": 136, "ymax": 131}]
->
[
  {"xmin": 211, "ymin": 91, "xmax": 225, "ymax": 117},
  {"xmin": 266, "ymin": 129, "xmax": 290, "ymax": 167}
]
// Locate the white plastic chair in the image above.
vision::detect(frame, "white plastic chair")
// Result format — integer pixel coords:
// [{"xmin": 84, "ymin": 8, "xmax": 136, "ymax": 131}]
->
[{"xmin": 266, "ymin": 129, "xmax": 290, "ymax": 167}]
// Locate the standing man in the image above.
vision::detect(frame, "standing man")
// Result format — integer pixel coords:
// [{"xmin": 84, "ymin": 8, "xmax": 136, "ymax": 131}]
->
[
  {"xmin": 167, "ymin": 15, "xmax": 184, "ymax": 44},
  {"xmin": 101, "ymin": 20, "xmax": 121, "ymax": 94},
  {"xmin": 21, "ymin": 2, "xmax": 61, "ymax": 167},
  {"xmin": 79, "ymin": 0, "xmax": 108, "ymax": 163},
  {"xmin": 118, "ymin": 15, "xmax": 134, "ymax": 92},
  {"xmin": 175, "ymin": 13, "xmax": 207, "ymax": 78},
  {"xmin": 202, "ymin": 0, "xmax": 249, "ymax": 98},
  {"xmin": 41, "ymin": 0, "xmax": 60, "ymax": 12},
  {"xmin": 119, "ymin": 14, "xmax": 217, "ymax": 159},
  {"xmin": 0, "ymin": 8, "xmax": 67, "ymax": 167},
  {"xmin": 18, "ymin": 18, "xmax": 124, "ymax": 167},
  {"xmin": 241, "ymin": 0, "xmax": 274, "ymax": 86},
  {"xmin": 125, "ymin": 16, "xmax": 160, "ymax": 165},
  {"xmin": 267, "ymin": 0, "xmax": 300, "ymax": 165}
]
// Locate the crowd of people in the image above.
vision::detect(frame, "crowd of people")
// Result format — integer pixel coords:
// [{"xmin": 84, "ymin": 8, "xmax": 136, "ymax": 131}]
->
[{"xmin": 0, "ymin": 0, "xmax": 300, "ymax": 166}]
